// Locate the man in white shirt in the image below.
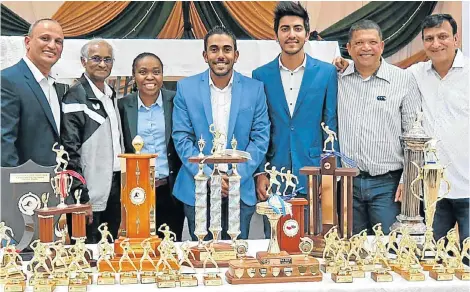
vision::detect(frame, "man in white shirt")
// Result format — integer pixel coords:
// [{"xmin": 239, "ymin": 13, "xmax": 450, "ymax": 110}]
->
[
  {"xmin": 406, "ymin": 14, "xmax": 469, "ymax": 249},
  {"xmin": 1, "ymin": 19, "xmax": 67, "ymax": 167},
  {"xmin": 172, "ymin": 26, "xmax": 270, "ymax": 240},
  {"xmin": 61, "ymin": 39, "xmax": 124, "ymax": 243}
]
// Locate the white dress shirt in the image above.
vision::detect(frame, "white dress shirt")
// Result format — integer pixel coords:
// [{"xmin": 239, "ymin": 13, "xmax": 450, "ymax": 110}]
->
[
  {"xmin": 408, "ymin": 49, "xmax": 469, "ymax": 199},
  {"xmin": 209, "ymin": 74, "xmax": 234, "ymax": 172},
  {"xmin": 85, "ymin": 75, "xmax": 122, "ymax": 172},
  {"xmin": 23, "ymin": 56, "xmax": 61, "ymax": 133},
  {"xmin": 279, "ymin": 54, "xmax": 306, "ymax": 117}
]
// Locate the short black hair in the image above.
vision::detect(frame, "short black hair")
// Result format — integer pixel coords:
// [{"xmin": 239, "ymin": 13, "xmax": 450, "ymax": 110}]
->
[
  {"xmin": 131, "ymin": 52, "xmax": 163, "ymax": 76},
  {"xmin": 348, "ymin": 19, "xmax": 383, "ymax": 43},
  {"xmin": 203, "ymin": 25, "xmax": 237, "ymax": 51},
  {"xmin": 421, "ymin": 14, "xmax": 458, "ymax": 39},
  {"xmin": 273, "ymin": 2, "xmax": 310, "ymax": 36}
]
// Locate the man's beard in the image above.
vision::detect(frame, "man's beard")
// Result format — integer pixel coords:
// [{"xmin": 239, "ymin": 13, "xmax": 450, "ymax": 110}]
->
[{"xmin": 210, "ymin": 64, "xmax": 233, "ymax": 77}]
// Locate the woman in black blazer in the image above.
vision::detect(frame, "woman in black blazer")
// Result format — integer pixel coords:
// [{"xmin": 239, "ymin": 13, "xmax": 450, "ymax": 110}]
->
[{"xmin": 118, "ymin": 53, "xmax": 184, "ymax": 240}]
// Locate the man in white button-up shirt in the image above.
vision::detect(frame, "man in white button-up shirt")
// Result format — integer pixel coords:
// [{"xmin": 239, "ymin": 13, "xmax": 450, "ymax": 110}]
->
[
  {"xmin": 407, "ymin": 14, "xmax": 469, "ymax": 251},
  {"xmin": 61, "ymin": 39, "xmax": 124, "ymax": 243},
  {"xmin": 2, "ymin": 19, "xmax": 67, "ymax": 167}
]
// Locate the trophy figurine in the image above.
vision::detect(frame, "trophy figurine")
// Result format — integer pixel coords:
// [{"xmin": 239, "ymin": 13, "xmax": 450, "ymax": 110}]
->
[
  {"xmin": 202, "ymin": 240, "xmax": 223, "ymax": 286},
  {"xmin": 456, "ymin": 237, "xmax": 470, "ymax": 280},
  {"xmin": 331, "ymin": 238, "xmax": 353, "ymax": 283},
  {"xmin": 118, "ymin": 239, "xmax": 138, "ymax": 284},
  {"xmin": 198, "ymin": 135, "xmax": 206, "ymax": 158},
  {"xmin": 96, "ymin": 241, "xmax": 116, "ymax": 285},
  {"xmin": 139, "ymin": 238, "xmax": 157, "ymax": 284},
  {"xmin": 2, "ymin": 244, "xmax": 26, "ymax": 290},
  {"xmin": 321, "ymin": 226, "xmax": 340, "ymax": 273},
  {"xmin": 177, "ymin": 240, "xmax": 199, "ymax": 287}
]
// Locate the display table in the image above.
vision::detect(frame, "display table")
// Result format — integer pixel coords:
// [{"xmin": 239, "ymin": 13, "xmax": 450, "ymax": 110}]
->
[{"xmin": 3, "ymin": 238, "xmax": 469, "ymax": 291}]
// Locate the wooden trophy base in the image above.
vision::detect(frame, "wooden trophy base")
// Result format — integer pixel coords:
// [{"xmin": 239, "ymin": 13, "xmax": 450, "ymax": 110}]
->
[
  {"xmin": 98, "ymin": 256, "xmax": 178, "ymax": 272},
  {"xmin": 401, "ymin": 270, "xmax": 425, "ymax": 281},
  {"xmin": 320, "ymin": 260, "xmax": 336, "ymax": 273},
  {"xmin": 140, "ymin": 271, "xmax": 156, "ymax": 284},
  {"xmin": 331, "ymin": 272, "xmax": 353, "ymax": 283},
  {"xmin": 113, "ymin": 236, "xmax": 161, "ymax": 256},
  {"xmin": 429, "ymin": 270, "xmax": 453, "ymax": 281},
  {"xmin": 187, "ymin": 242, "xmax": 237, "ymax": 268},
  {"xmin": 32, "ymin": 278, "xmax": 56, "ymax": 292},
  {"xmin": 179, "ymin": 274, "xmax": 198, "ymax": 287},
  {"xmin": 226, "ymin": 254, "xmax": 322, "ymax": 284},
  {"xmin": 455, "ymin": 269, "xmax": 470, "ymax": 280},
  {"xmin": 68, "ymin": 278, "xmax": 88, "ymax": 292},
  {"xmin": 371, "ymin": 271, "xmax": 393, "ymax": 282},
  {"xmin": 119, "ymin": 271, "xmax": 138, "ymax": 285}
]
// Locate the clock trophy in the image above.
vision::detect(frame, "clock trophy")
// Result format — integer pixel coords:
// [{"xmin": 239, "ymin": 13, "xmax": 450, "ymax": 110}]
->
[{"xmin": 98, "ymin": 136, "xmax": 177, "ymax": 272}]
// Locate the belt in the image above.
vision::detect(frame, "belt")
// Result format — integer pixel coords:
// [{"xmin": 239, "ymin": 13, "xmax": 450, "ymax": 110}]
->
[
  {"xmin": 155, "ymin": 177, "xmax": 168, "ymax": 188},
  {"xmin": 357, "ymin": 169, "xmax": 402, "ymax": 178}
]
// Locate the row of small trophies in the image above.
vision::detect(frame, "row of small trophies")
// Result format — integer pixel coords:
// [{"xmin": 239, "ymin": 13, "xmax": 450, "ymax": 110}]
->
[
  {"xmin": 321, "ymin": 223, "xmax": 470, "ymax": 283},
  {"xmin": 0, "ymin": 222, "xmax": 233, "ymax": 291}
]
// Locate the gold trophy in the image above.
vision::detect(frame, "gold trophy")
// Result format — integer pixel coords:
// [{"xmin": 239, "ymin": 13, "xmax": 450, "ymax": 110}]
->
[
  {"xmin": 118, "ymin": 238, "xmax": 138, "ymax": 284},
  {"xmin": 156, "ymin": 225, "xmax": 179, "ymax": 288},
  {"xmin": 410, "ymin": 139, "xmax": 450, "ymax": 274},
  {"xmin": 1, "ymin": 244, "xmax": 26, "ymax": 291},
  {"xmin": 320, "ymin": 226, "xmax": 340, "ymax": 273},
  {"xmin": 331, "ymin": 238, "xmax": 353, "ymax": 283},
  {"xmin": 456, "ymin": 237, "xmax": 470, "ymax": 280},
  {"xmin": 96, "ymin": 240, "xmax": 116, "ymax": 285},
  {"xmin": 177, "ymin": 241, "xmax": 198, "ymax": 287},
  {"xmin": 202, "ymin": 240, "xmax": 223, "ymax": 286},
  {"xmin": 140, "ymin": 238, "xmax": 157, "ymax": 284}
]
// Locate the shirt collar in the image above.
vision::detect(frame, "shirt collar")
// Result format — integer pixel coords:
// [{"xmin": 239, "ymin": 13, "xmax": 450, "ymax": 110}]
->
[
  {"xmin": 278, "ymin": 54, "xmax": 306, "ymax": 73},
  {"xmin": 342, "ymin": 57, "xmax": 390, "ymax": 83},
  {"xmin": 138, "ymin": 90, "xmax": 163, "ymax": 109},
  {"xmin": 84, "ymin": 74, "xmax": 113, "ymax": 101},
  {"xmin": 209, "ymin": 72, "xmax": 234, "ymax": 93},
  {"xmin": 22, "ymin": 56, "xmax": 55, "ymax": 84}
]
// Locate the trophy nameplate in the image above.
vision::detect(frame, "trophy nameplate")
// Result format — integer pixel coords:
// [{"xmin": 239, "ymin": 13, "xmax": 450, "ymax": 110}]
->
[
  {"xmin": 33, "ymin": 278, "xmax": 56, "ymax": 292},
  {"xmin": 371, "ymin": 271, "xmax": 393, "ymax": 282},
  {"xmin": 430, "ymin": 269, "xmax": 453, "ymax": 281},
  {"xmin": 157, "ymin": 273, "xmax": 177, "ymax": 288},
  {"xmin": 455, "ymin": 268, "xmax": 470, "ymax": 280},
  {"xmin": 4, "ymin": 278, "xmax": 26, "ymax": 292},
  {"xmin": 203, "ymin": 273, "xmax": 223, "ymax": 286},
  {"xmin": 179, "ymin": 274, "xmax": 198, "ymax": 287},
  {"xmin": 119, "ymin": 271, "xmax": 138, "ymax": 284},
  {"xmin": 350, "ymin": 266, "xmax": 365, "ymax": 278},
  {"xmin": 68, "ymin": 278, "xmax": 87, "ymax": 292},
  {"xmin": 140, "ymin": 271, "xmax": 156, "ymax": 284},
  {"xmin": 97, "ymin": 272, "xmax": 115, "ymax": 285},
  {"xmin": 331, "ymin": 272, "xmax": 353, "ymax": 283},
  {"xmin": 52, "ymin": 271, "xmax": 70, "ymax": 286}
]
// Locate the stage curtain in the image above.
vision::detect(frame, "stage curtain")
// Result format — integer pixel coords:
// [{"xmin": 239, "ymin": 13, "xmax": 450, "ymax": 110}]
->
[
  {"xmin": 320, "ymin": 1, "xmax": 437, "ymax": 58},
  {"xmin": 157, "ymin": 1, "xmax": 184, "ymax": 39},
  {"xmin": 78, "ymin": 1, "xmax": 175, "ymax": 39},
  {"xmin": 52, "ymin": 2, "xmax": 130, "ymax": 37},
  {"xmin": 394, "ymin": 49, "xmax": 429, "ymax": 68},
  {"xmin": 1, "ymin": 4, "xmax": 30, "ymax": 36},
  {"xmin": 193, "ymin": 1, "xmax": 252, "ymax": 39},
  {"xmin": 224, "ymin": 1, "xmax": 276, "ymax": 40},
  {"xmin": 190, "ymin": 2, "xmax": 207, "ymax": 39}
]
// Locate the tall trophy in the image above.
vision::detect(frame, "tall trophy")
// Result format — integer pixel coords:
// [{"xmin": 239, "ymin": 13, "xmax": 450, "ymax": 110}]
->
[
  {"xmin": 390, "ymin": 110, "xmax": 431, "ymax": 242},
  {"xmin": 409, "ymin": 139, "xmax": 450, "ymax": 271},
  {"xmin": 98, "ymin": 136, "xmax": 177, "ymax": 273},
  {"xmin": 300, "ymin": 123, "xmax": 358, "ymax": 256},
  {"xmin": 225, "ymin": 167, "xmax": 322, "ymax": 284},
  {"xmin": 187, "ymin": 125, "xmax": 250, "ymax": 267},
  {"xmin": 36, "ymin": 143, "xmax": 90, "ymax": 242}
]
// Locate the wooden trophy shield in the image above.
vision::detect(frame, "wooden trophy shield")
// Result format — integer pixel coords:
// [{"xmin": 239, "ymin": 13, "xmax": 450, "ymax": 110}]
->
[{"xmin": 0, "ymin": 160, "xmax": 59, "ymax": 252}]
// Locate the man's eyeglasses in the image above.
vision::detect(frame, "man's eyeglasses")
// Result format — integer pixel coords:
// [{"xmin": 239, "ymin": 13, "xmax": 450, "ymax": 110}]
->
[{"xmin": 87, "ymin": 56, "xmax": 114, "ymax": 64}]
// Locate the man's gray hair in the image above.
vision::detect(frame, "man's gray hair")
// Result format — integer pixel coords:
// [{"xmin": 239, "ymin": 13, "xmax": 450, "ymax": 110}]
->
[
  {"xmin": 80, "ymin": 38, "xmax": 114, "ymax": 60},
  {"xmin": 348, "ymin": 19, "xmax": 383, "ymax": 42},
  {"xmin": 28, "ymin": 18, "xmax": 62, "ymax": 36}
]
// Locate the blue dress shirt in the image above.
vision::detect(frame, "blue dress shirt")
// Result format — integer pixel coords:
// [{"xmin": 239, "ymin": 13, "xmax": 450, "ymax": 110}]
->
[{"xmin": 137, "ymin": 91, "xmax": 169, "ymax": 179}]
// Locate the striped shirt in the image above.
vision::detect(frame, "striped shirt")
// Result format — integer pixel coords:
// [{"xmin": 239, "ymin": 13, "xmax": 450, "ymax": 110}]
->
[
  {"xmin": 338, "ymin": 59, "xmax": 421, "ymax": 176},
  {"xmin": 408, "ymin": 49, "xmax": 469, "ymax": 199}
]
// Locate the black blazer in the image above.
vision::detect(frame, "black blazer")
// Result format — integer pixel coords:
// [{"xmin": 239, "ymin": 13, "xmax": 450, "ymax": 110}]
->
[
  {"xmin": 1, "ymin": 59, "xmax": 67, "ymax": 167},
  {"xmin": 118, "ymin": 89, "xmax": 181, "ymax": 191}
]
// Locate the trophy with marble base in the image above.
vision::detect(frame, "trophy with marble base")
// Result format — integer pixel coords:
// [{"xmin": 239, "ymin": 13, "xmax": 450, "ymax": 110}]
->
[
  {"xmin": 391, "ymin": 111, "xmax": 431, "ymax": 244},
  {"xmin": 157, "ymin": 271, "xmax": 178, "ymax": 288},
  {"xmin": 4, "ymin": 277, "xmax": 26, "ymax": 292},
  {"xmin": 187, "ymin": 129, "xmax": 249, "ymax": 268},
  {"xmin": 68, "ymin": 274, "xmax": 88, "ymax": 292},
  {"xmin": 96, "ymin": 238, "xmax": 116, "ymax": 285},
  {"xmin": 96, "ymin": 272, "xmax": 115, "ymax": 285},
  {"xmin": 33, "ymin": 277, "xmax": 56, "ymax": 292},
  {"xmin": 1, "ymin": 244, "xmax": 27, "ymax": 291},
  {"xmin": 178, "ymin": 273, "xmax": 198, "ymax": 287},
  {"xmin": 429, "ymin": 264, "xmax": 454, "ymax": 281}
]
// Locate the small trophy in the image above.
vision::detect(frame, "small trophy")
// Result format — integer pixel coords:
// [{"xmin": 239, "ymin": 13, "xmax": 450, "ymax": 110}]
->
[
  {"xmin": 456, "ymin": 237, "xmax": 470, "ymax": 280},
  {"xmin": 198, "ymin": 135, "xmax": 206, "ymax": 158},
  {"xmin": 202, "ymin": 241, "xmax": 223, "ymax": 286},
  {"xmin": 118, "ymin": 239, "xmax": 138, "ymax": 284},
  {"xmin": 320, "ymin": 226, "xmax": 340, "ymax": 273},
  {"xmin": 139, "ymin": 238, "xmax": 157, "ymax": 284},
  {"xmin": 331, "ymin": 239, "xmax": 353, "ymax": 283},
  {"xmin": 96, "ymin": 240, "xmax": 116, "ymax": 285},
  {"xmin": 1, "ymin": 244, "xmax": 26, "ymax": 291}
]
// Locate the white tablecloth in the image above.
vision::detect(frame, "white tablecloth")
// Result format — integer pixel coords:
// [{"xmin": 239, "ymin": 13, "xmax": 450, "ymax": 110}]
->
[
  {"xmin": 0, "ymin": 37, "xmax": 340, "ymax": 80},
  {"xmin": 5, "ymin": 239, "xmax": 469, "ymax": 292}
]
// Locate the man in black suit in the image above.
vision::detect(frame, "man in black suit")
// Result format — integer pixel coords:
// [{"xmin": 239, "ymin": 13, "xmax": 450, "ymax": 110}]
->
[{"xmin": 1, "ymin": 19, "xmax": 67, "ymax": 167}]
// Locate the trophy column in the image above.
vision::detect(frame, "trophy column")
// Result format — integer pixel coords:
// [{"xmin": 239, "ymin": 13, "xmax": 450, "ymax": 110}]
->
[{"xmin": 391, "ymin": 111, "xmax": 431, "ymax": 241}]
